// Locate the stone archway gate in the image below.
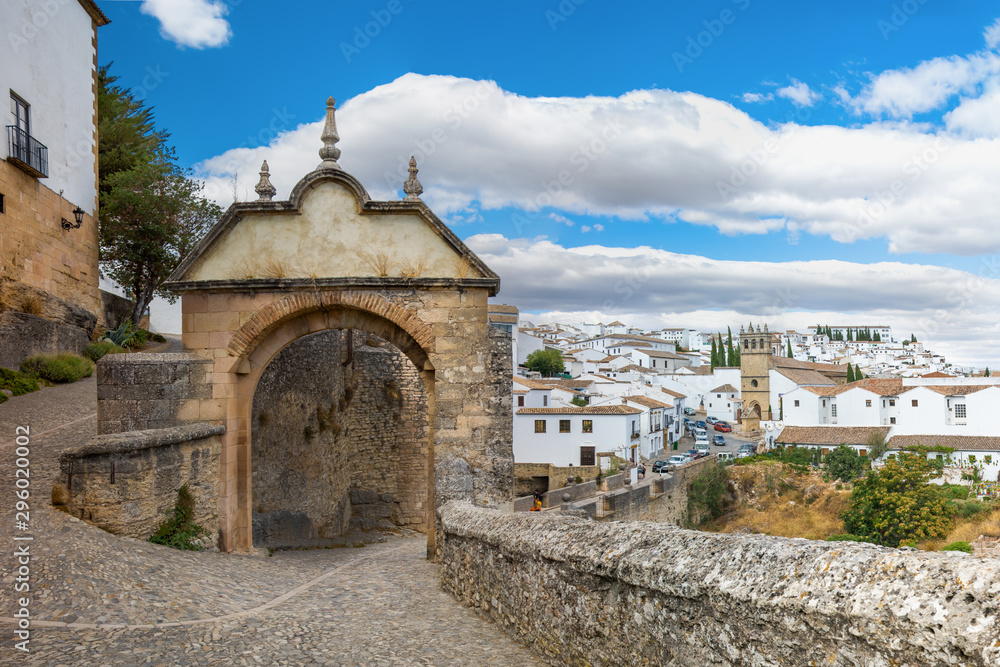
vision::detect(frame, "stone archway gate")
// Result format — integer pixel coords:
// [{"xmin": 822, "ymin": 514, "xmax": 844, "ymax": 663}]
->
[{"xmin": 163, "ymin": 99, "xmax": 514, "ymax": 552}]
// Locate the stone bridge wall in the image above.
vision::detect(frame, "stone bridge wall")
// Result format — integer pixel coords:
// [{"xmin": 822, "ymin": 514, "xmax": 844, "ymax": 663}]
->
[
  {"xmin": 439, "ymin": 502, "xmax": 1000, "ymax": 667},
  {"xmin": 53, "ymin": 422, "xmax": 224, "ymax": 540}
]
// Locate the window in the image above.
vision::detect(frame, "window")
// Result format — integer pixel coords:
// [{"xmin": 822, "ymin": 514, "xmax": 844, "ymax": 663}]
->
[
  {"xmin": 866, "ymin": 399, "xmax": 871, "ymax": 407},
  {"xmin": 543, "ymin": 395, "xmax": 548, "ymax": 407},
  {"xmin": 794, "ymin": 400, "xmax": 799, "ymax": 407},
  {"xmin": 831, "ymin": 404, "xmax": 837, "ymax": 418},
  {"xmin": 860, "ymin": 449, "xmax": 867, "ymax": 457},
  {"xmin": 0, "ymin": 193, "xmax": 4, "ymax": 214},
  {"xmin": 11, "ymin": 93, "xmax": 29, "ymax": 135},
  {"xmin": 582, "ymin": 420, "xmax": 593, "ymax": 433},
  {"xmin": 517, "ymin": 396, "xmax": 524, "ymax": 407},
  {"xmin": 955, "ymin": 403, "xmax": 967, "ymax": 419},
  {"xmin": 911, "ymin": 399, "xmax": 918, "ymax": 407},
  {"xmin": 890, "ymin": 417, "xmax": 896, "ymax": 424},
  {"xmin": 580, "ymin": 446, "xmax": 595, "ymax": 466},
  {"xmin": 751, "ymin": 379, "xmax": 758, "ymax": 388},
  {"xmin": 559, "ymin": 419, "xmax": 571, "ymax": 433},
  {"xmin": 986, "ymin": 455, "xmax": 993, "ymax": 465},
  {"xmin": 717, "ymin": 394, "xmax": 722, "ymax": 399},
  {"xmin": 889, "ymin": 399, "xmax": 895, "ymax": 407},
  {"xmin": 534, "ymin": 420, "xmax": 546, "ymax": 433}
]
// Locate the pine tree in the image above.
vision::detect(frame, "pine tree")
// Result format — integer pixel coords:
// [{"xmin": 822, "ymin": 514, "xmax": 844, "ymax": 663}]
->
[
  {"xmin": 718, "ymin": 333, "xmax": 726, "ymax": 365},
  {"xmin": 855, "ymin": 363, "xmax": 864, "ymax": 380},
  {"xmin": 986, "ymin": 367, "xmax": 991, "ymax": 377},
  {"xmin": 847, "ymin": 364, "xmax": 855, "ymax": 382},
  {"xmin": 847, "ymin": 328, "xmax": 853, "ymax": 341},
  {"xmin": 787, "ymin": 339, "xmax": 793, "ymax": 358},
  {"xmin": 710, "ymin": 338, "xmax": 717, "ymax": 371},
  {"xmin": 726, "ymin": 327, "xmax": 735, "ymax": 366},
  {"xmin": 874, "ymin": 331, "xmax": 881, "ymax": 341}
]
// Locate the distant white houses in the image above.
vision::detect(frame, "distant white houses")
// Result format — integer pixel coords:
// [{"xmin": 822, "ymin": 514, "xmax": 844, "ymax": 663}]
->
[
  {"xmin": 705, "ymin": 384, "xmax": 741, "ymax": 422},
  {"xmin": 514, "ymin": 404, "xmax": 642, "ymax": 467}
]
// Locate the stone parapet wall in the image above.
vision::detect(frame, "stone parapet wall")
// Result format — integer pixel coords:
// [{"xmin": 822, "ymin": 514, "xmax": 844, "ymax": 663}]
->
[
  {"xmin": 439, "ymin": 502, "xmax": 1000, "ymax": 667},
  {"xmin": 96, "ymin": 353, "xmax": 214, "ymax": 434},
  {"xmin": 53, "ymin": 422, "xmax": 224, "ymax": 542},
  {"xmin": 0, "ymin": 311, "xmax": 91, "ymax": 370}
]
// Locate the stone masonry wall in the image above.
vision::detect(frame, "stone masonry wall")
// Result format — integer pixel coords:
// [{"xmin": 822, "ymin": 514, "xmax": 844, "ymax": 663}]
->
[
  {"xmin": 96, "ymin": 353, "xmax": 215, "ymax": 434},
  {"xmin": 0, "ymin": 161, "xmax": 101, "ymax": 319},
  {"xmin": 440, "ymin": 502, "xmax": 1000, "ymax": 667},
  {"xmin": 250, "ymin": 329, "xmax": 428, "ymax": 548},
  {"xmin": 53, "ymin": 423, "xmax": 224, "ymax": 541}
]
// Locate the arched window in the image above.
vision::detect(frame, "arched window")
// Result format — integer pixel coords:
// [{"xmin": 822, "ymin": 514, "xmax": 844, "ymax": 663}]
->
[
  {"xmin": 751, "ymin": 339, "xmax": 757, "ymax": 350},
  {"xmin": 743, "ymin": 340, "xmax": 749, "ymax": 350},
  {"xmin": 751, "ymin": 379, "xmax": 758, "ymax": 388}
]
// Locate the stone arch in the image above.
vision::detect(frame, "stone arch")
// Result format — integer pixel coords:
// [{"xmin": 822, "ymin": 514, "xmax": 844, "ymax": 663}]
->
[
  {"xmin": 227, "ymin": 301, "xmax": 437, "ymax": 553},
  {"xmin": 229, "ymin": 290, "xmax": 434, "ymax": 371}
]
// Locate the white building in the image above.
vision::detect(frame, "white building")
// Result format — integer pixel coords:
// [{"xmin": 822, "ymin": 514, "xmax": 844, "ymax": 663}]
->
[
  {"xmin": 513, "ymin": 404, "xmax": 642, "ymax": 467},
  {"xmin": 705, "ymin": 384, "xmax": 741, "ymax": 422}
]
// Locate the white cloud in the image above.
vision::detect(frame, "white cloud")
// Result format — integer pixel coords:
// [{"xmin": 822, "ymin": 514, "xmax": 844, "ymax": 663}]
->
[
  {"xmin": 851, "ymin": 53, "xmax": 1000, "ymax": 118},
  {"xmin": 467, "ymin": 235, "xmax": 1000, "ymax": 366},
  {"xmin": 140, "ymin": 0, "xmax": 232, "ymax": 49},
  {"xmin": 549, "ymin": 213, "xmax": 574, "ymax": 226},
  {"xmin": 742, "ymin": 92, "xmax": 774, "ymax": 104},
  {"xmin": 195, "ymin": 73, "xmax": 1000, "ymax": 255},
  {"xmin": 776, "ymin": 80, "xmax": 820, "ymax": 107},
  {"xmin": 593, "ymin": 224, "xmax": 604, "ymax": 232},
  {"xmin": 985, "ymin": 19, "xmax": 1000, "ymax": 50}
]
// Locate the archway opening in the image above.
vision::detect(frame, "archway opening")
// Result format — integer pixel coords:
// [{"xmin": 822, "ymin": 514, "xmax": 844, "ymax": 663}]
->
[{"xmin": 249, "ymin": 328, "xmax": 429, "ymax": 549}]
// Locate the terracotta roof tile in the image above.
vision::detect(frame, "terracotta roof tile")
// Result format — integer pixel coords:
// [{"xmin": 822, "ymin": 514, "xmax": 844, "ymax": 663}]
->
[
  {"xmin": 661, "ymin": 388, "xmax": 687, "ymax": 399},
  {"xmin": 709, "ymin": 384, "xmax": 739, "ymax": 393},
  {"xmin": 623, "ymin": 395, "xmax": 673, "ymax": 409},
  {"xmin": 776, "ymin": 426, "xmax": 892, "ymax": 446},
  {"xmin": 517, "ymin": 405, "xmax": 642, "ymax": 415},
  {"xmin": 888, "ymin": 435, "xmax": 1000, "ymax": 452}
]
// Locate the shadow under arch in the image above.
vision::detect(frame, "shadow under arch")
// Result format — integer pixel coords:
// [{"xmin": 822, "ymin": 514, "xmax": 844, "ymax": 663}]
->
[{"xmin": 224, "ymin": 297, "xmax": 437, "ymax": 555}]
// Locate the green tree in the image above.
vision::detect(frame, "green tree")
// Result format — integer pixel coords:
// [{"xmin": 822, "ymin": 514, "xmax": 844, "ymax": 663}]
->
[
  {"xmin": 985, "ymin": 367, "xmax": 991, "ymax": 377},
  {"xmin": 786, "ymin": 339, "xmax": 793, "ymax": 358},
  {"xmin": 726, "ymin": 326, "xmax": 735, "ymax": 366},
  {"xmin": 687, "ymin": 463, "xmax": 731, "ymax": 524},
  {"xmin": 841, "ymin": 453, "xmax": 951, "ymax": 547},
  {"xmin": 846, "ymin": 364, "xmax": 855, "ymax": 383},
  {"xmin": 98, "ymin": 64, "xmax": 221, "ymax": 325},
  {"xmin": 847, "ymin": 327, "xmax": 853, "ymax": 341},
  {"xmin": 524, "ymin": 349, "xmax": 565, "ymax": 377},
  {"xmin": 826, "ymin": 444, "xmax": 864, "ymax": 482},
  {"xmin": 855, "ymin": 363, "xmax": 864, "ymax": 380},
  {"xmin": 874, "ymin": 331, "xmax": 881, "ymax": 341},
  {"xmin": 710, "ymin": 337, "xmax": 718, "ymax": 370},
  {"xmin": 570, "ymin": 395, "xmax": 588, "ymax": 407}
]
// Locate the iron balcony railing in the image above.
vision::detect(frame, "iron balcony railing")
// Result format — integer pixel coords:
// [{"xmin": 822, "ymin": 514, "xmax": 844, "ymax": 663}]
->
[{"xmin": 7, "ymin": 125, "xmax": 48, "ymax": 178}]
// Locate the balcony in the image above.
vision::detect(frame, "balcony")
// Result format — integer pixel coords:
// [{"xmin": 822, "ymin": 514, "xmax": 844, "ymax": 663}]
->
[{"xmin": 7, "ymin": 126, "xmax": 48, "ymax": 178}]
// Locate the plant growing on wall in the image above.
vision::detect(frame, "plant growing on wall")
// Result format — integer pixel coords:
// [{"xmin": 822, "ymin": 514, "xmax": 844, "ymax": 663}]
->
[{"xmin": 149, "ymin": 485, "xmax": 211, "ymax": 551}]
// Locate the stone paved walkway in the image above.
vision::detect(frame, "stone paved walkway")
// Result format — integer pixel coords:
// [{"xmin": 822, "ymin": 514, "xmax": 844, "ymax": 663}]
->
[{"xmin": 0, "ymin": 374, "xmax": 547, "ymax": 666}]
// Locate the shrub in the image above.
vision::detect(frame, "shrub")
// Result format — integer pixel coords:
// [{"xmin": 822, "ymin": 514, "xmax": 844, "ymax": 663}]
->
[
  {"xmin": 0, "ymin": 367, "xmax": 41, "ymax": 396},
  {"xmin": 149, "ymin": 485, "xmax": 211, "ymax": 551},
  {"xmin": 826, "ymin": 444, "xmax": 864, "ymax": 482},
  {"xmin": 949, "ymin": 500, "xmax": 994, "ymax": 520},
  {"xmin": 942, "ymin": 540, "xmax": 973, "ymax": 553},
  {"xmin": 20, "ymin": 354, "xmax": 93, "ymax": 383},
  {"xmin": 83, "ymin": 341, "xmax": 125, "ymax": 362},
  {"xmin": 687, "ymin": 464, "xmax": 732, "ymax": 524},
  {"xmin": 101, "ymin": 320, "xmax": 142, "ymax": 349}
]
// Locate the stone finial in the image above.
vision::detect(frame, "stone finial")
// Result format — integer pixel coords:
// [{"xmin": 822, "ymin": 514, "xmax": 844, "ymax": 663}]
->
[
  {"xmin": 254, "ymin": 160, "xmax": 277, "ymax": 201},
  {"xmin": 318, "ymin": 96, "xmax": 342, "ymax": 170},
  {"xmin": 403, "ymin": 156, "xmax": 423, "ymax": 200}
]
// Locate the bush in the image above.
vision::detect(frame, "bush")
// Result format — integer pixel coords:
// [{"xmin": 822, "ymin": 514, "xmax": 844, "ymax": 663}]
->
[
  {"xmin": 826, "ymin": 444, "xmax": 864, "ymax": 482},
  {"xmin": 83, "ymin": 341, "xmax": 126, "ymax": 362},
  {"xmin": 0, "ymin": 367, "xmax": 41, "ymax": 396},
  {"xmin": 20, "ymin": 354, "xmax": 93, "ymax": 383},
  {"xmin": 687, "ymin": 464, "xmax": 731, "ymax": 523},
  {"xmin": 942, "ymin": 540, "xmax": 973, "ymax": 553},
  {"xmin": 149, "ymin": 485, "xmax": 211, "ymax": 551},
  {"xmin": 949, "ymin": 500, "xmax": 993, "ymax": 520}
]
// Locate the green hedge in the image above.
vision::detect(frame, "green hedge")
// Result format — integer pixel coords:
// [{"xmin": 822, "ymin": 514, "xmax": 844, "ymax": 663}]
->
[
  {"xmin": 942, "ymin": 541, "xmax": 973, "ymax": 553},
  {"xmin": 20, "ymin": 354, "xmax": 93, "ymax": 383},
  {"xmin": 83, "ymin": 341, "xmax": 126, "ymax": 362}
]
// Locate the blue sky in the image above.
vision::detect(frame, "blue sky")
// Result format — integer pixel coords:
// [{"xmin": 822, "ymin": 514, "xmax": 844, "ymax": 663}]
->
[{"xmin": 100, "ymin": 0, "xmax": 1000, "ymax": 365}]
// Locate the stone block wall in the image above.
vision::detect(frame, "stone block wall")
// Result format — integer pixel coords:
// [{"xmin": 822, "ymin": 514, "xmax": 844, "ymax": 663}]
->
[
  {"xmin": 53, "ymin": 422, "xmax": 224, "ymax": 541},
  {"xmin": 0, "ymin": 162, "xmax": 100, "ymax": 320},
  {"xmin": 96, "ymin": 353, "xmax": 214, "ymax": 434},
  {"xmin": 439, "ymin": 502, "xmax": 1000, "ymax": 667},
  {"xmin": 0, "ymin": 311, "xmax": 91, "ymax": 369},
  {"xmin": 250, "ymin": 329, "xmax": 429, "ymax": 548}
]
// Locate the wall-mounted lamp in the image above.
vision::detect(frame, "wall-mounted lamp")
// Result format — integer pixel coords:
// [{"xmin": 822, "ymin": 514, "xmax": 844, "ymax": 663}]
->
[{"xmin": 61, "ymin": 206, "xmax": 85, "ymax": 230}]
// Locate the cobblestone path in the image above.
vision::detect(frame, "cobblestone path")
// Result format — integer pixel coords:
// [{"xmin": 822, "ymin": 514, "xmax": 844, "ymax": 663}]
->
[{"xmin": 0, "ymin": 377, "xmax": 546, "ymax": 666}]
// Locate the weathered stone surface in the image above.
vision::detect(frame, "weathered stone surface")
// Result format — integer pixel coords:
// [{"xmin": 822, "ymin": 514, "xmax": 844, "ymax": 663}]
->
[
  {"xmin": 251, "ymin": 329, "xmax": 429, "ymax": 547},
  {"xmin": 0, "ymin": 311, "xmax": 91, "ymax": 369},
  {"xmin": 440, "ymin": 501, "xmax": 1000, "ymax": 667},
  {"xmin": 96, "ymin": 353, "xmax": 214, "ymax": 434},
  {"xmin": 55, "ymin": 423, "xmax": 223, "ymax": 542}
]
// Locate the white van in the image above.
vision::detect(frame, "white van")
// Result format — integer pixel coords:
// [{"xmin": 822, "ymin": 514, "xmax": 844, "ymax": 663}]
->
[{"xmin": 694, "ymin": 428, "xmax": 708, "ymax": 443}]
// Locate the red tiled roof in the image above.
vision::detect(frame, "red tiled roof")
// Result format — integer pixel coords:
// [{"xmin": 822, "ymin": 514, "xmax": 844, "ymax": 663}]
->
[
  {"xmin": 517, "ymin": 405, "xmax": 642, "ymax": 415},
  {"xmin": 623, "ymin": 395, "xmax": 673, "ymax": 409},
  {"xmin": 888, "ymin": 435, "xmax": 1000, "ymax": 452},
  {"xmin": 777, "ymin": 426, "xmax": 892, "ymax": 446}
]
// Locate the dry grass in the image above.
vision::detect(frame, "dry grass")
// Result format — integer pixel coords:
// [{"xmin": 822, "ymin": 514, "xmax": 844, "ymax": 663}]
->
[
  {"xmin": 931, "ymin": 507, "xmax": 1000, "ymax": 547},
  {"xmin": 454, "ymin": 256, "xmax": 475, "ymax": 279},
  {"xmin": 398, "ymin": 257, "xmax": 427, "ymax": 278},
  {"xmin": 15, "ymin": 293, "xmax": 44, "ymax": 316},
  {"xmin": 360, "ymin": 246, "xmax": 395, "ymax": 277},
  {"xmin": 705, "ymin": 463, "xmax": 849, "ymax": 541},
  {"xmin": 228, "ymin": 255, "xmax": 295, "ymax": 279}
]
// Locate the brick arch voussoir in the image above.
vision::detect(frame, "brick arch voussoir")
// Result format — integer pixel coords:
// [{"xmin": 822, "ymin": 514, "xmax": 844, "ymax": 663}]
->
[{"xmin": 227, "ymin": 291, "xmax": 435, "ymax": 361}]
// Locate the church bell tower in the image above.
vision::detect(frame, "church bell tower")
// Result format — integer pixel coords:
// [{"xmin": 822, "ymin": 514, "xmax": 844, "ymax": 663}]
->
[{"xmin": 739, "ymin": 323, "xmax": 772, "ymax": 432}]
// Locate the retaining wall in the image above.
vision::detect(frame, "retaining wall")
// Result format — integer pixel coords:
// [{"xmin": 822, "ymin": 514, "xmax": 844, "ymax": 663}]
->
[{"xmin": 439, "ymin": 502, "xmax": 1000, "ymax": 667}]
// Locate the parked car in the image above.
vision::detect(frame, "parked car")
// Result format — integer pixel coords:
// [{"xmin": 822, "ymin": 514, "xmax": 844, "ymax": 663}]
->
[
  {"xmin": 684, "ymin": 418, "xmax": 695, "ymax": 429},
  {"xmin": 696, "ymin": 420, "xmax": 707, "ymax": 430},
  {"xmin": 736, "ymin": 444, "xmax": 756, "ymax": 459},
  {"xmin": 694, "ymin": 428, "xmax": 708, "ymax": 441},
  {"xmin": 684, "ymin": 407, "xmax": 696, "ymax": 416},
  {"xmin": 714, "ymin": 422, "xmax": 732, "ymax": 432},
  {"xmin": 696, "ymin": 442, "xmax": 710, "ymax": 457},
  {"xmin": 668, "ymin": 454, "xmax": 690, "ymax": 466},
  {"xmin": 713, "ymin": 434, "xmax": 726, "ymax": 446},
  {"xmin": 717, "ymin": 451, "xmax": 734, "ymax": 463},
  {"xmin": 651, "ymin": 460, "xmax": 670, "ymax": 473},
  {"xmin": 686, "ymin": 448, "xmax": 703, "ymax": 460},
  {"xmin": 706, "ymin": 416, "xmax": 718, "ymax": 425}
]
